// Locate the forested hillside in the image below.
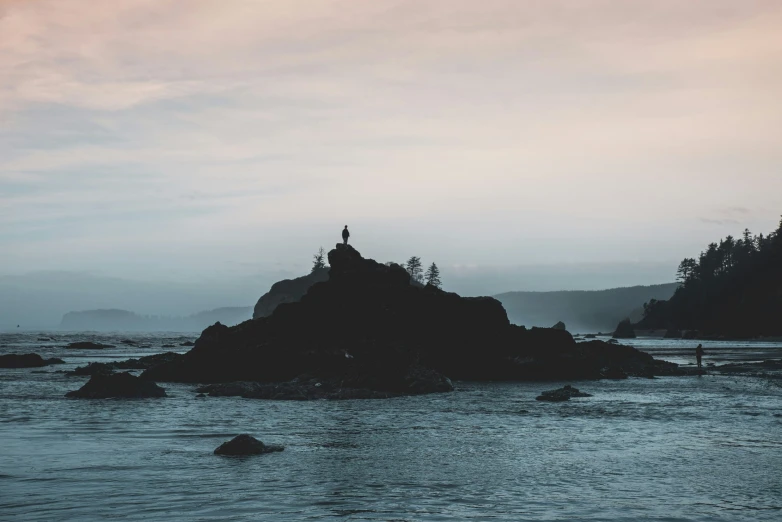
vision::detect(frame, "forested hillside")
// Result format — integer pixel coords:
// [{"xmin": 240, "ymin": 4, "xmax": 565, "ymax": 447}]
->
[
  {"xmin": 495, "ymin": 283, "xmax": 679, "ymax": 333},
  {"xmin": 636, "ymin": 217, "xmax": 782, "ymax": 337}
]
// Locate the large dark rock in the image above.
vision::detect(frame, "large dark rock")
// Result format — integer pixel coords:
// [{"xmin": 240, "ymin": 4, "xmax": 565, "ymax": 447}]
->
[
  {"xmin": 66, "ymin": 341, "xmax": 114, "ymax": 349},
  {"xmin": 66, "ymin": 372, "xmax": 166, "ymax": 398},
  {"xmin": 536, "ymin": 385, "xmax": 592, "ymax": 402},
  {"xmin": 143, "ymin": 244, "xmax": 679, "ymax": 395},
  {"xmin": 214, "ymin": 434, "xmax": 284, "ymax": 456},
  {"xmin": 0, "ymin": 353, "xmax": 65, "ymax": 368},
  {"xmin": 551, "ymin": 321, "xmax": 567, "ymax": 331}
]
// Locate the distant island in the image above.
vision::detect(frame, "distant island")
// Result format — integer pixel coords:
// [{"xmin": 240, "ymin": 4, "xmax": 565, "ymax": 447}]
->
[
  {"xmin": 494, "ymin": 283, "xmax": 679, "ymax": 333},
  {"xmin": 60, "ymin": 307, "xmax": 252, "ymax": 332},
  {"xmin": 636, "ymin": 217, "xmax": 782, "ymax": 338}
]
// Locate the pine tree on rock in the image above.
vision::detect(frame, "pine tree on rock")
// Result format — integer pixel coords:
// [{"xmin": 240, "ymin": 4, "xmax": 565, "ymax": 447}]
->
[
  {"xmin": 405, "ymin": 256, "xmax": 423, "ymax": 284},
  {"xmin": 424, "ymin": 263, "xmax": 442, "ymax": 289},
  {"xmin": 312, "ymin": 247, "xmax": 327, "ymax": 272}
]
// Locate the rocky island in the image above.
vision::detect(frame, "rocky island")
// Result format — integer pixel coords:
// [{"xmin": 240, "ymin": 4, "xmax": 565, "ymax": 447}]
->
[{"xmin": 137, "ymin": 244, "xmax": 685, "ymax": 399}]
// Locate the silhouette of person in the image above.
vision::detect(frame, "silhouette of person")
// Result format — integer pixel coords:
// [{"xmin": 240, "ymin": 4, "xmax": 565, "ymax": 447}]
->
[
  {"xmin": 695, "ymin": 344, "xmax": 705, "ymax": 369},
  {"xmin": 342, "ymin": 225, "xmax": 350, "ymax": 245}
]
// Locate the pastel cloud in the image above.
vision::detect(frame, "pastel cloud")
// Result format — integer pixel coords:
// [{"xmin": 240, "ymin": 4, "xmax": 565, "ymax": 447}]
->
[{"xmin": 1, "ymin": 0, "xmax": 781, "ymax": 279}]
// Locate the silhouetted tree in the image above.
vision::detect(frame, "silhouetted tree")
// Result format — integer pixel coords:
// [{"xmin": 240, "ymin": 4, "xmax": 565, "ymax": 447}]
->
[
  {"xmin": 424, "ymin": 262, "xmax": 442, "ymax": 288},
  {"xmin": 676, "ymin": 258, "xmax": 697, "ymax": 284},
  {"xmin": 312, "ymin": 247, "xmax": 327, "ymax": 272},
  {"xmin": 405, "ymin": 256, "xmax": 423, "ymax": 284}
]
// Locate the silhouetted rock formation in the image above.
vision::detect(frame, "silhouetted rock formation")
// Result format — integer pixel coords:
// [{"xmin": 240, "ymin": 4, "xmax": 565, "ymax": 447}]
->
[
  {"xmin": 253, "ymin": 267, "xmax": 330, "ymax": 319},
  {"xmin": 142, "ymin": 244, "xmax": 682, "ymax": 397},
  {"xmin": 612, "ymin": 319, "xmax": 636, "ymax": 339},
  {"xmin": 536, "ymin": 385, "xmax": 592, "ymax": 402},
  {"xmin": 552, "ymin": 321, "xmax": 567, "ymax": 331},
  {"xmin": 0, "ymin": 353, "xmax": 65, "ymax": 368},
  {"xmin": 66, "ymin": 372, "xmax": 167, "ymax": 398},
  {"xmin": 214, "ymin": 434, "xmax": 284, "ymax": 456}
]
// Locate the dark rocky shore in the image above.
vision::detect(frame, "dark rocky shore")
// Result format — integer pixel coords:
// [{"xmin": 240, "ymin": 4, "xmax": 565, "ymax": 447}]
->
[{"xmin": 131, "ymin": 244, "xmax": 687, "ymax": 399}]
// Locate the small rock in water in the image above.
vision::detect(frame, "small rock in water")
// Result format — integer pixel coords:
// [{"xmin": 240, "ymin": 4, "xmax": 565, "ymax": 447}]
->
[
  {"xmin": 0, "ymin": 353, "xmax": 65, "ymax": 368},
  {"xmin": 180, "ymin": 341, "xmax": 195, "ymax": 347},
  {"xmin": 536, "ymin": 385, "xmax": 592, "ymax": 402},
  {"xmin": 65, "ymin": 372, "xmax": 166, "ymax": 399},
  {"xmin": 66, "ymin": 341, "xmax": 114, "ymax": 349},
  {"xmin": 214, "ymin": 434, "xmax": 284, "ymax": 456}
]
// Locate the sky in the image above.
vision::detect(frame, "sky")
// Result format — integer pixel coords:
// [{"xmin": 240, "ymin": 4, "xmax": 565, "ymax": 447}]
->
[{"xmin": 1, "ymin": 0, "xmax": 781, "ymax": 312}]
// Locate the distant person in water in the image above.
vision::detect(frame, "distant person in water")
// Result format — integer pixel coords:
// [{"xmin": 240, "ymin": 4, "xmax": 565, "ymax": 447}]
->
[
  {"xmin": 695, "ymin": 344, "xmax": 705, "ymax": 369},
  {"xmin": 342, "ymin": 225, "xmax": 350, "ymax": 245}
]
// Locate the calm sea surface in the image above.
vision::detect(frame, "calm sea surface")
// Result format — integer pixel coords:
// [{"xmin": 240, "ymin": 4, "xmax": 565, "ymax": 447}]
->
[{"xmin": 1, "ymin": 332, "xmax": 781, "ymax": 521}]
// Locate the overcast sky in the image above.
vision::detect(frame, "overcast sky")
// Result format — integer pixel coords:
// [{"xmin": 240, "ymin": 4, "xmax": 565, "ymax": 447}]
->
[{"xmin": 2, "ymin": 0, "xmax": 781, "ymax": 290}]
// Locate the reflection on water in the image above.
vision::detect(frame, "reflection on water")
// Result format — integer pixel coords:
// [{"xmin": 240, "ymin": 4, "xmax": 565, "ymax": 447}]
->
[{"xmin": 1, "ymin": 332, "xmax": 781, "ymax": 521}]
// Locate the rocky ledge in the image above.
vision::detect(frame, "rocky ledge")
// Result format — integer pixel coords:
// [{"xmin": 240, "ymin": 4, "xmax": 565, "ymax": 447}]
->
[
  {"xmin": 141, "ymin": 244, "xmax": 685, "ymax": 399},
  {"xmin": 0, "ymin": 353, "xmax": 65, "ymax": 368},
  {"xmin": 66, "ymin": 372, "xmax": 167, "ymax": 398},
  {"xmin": 67, "ymin": 352, "xmax": 182, "ymax": 377},
  {"xmin": 214, "ymin": 434, "xmax": 284, "ymax": 456}
]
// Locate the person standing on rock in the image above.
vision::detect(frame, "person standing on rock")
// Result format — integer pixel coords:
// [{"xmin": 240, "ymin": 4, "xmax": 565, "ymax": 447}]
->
[
  {"xmin": 342, "ymin": 225, "xmax": 350, "ymax": 245},
  {"xmin": 695, "ymin": 344, "xmax": 705, "ymax": 369}
]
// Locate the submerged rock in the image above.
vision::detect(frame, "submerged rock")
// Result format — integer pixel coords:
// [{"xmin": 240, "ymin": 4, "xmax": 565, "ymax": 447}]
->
[
  {"xmin": 66, "ymin": 341, "xmax": 114, "ymax": 350},
  {"xmin": 68, "ymin": 362, "xmax": 116, "ymax": 376},
  {"xmin": 214, "ymin": 434, "xmax": 284, "ymax": 456},
  {"xmin": 66, "ymin": 372, "xmax": 166, "ymax": 398},
  {"xmin": 0, "ymin": 353, "xmax": 65, "ymax": 368},
  {"xmin": 536, "ymin": 385, "xmax": 592, "ymax": 402}
]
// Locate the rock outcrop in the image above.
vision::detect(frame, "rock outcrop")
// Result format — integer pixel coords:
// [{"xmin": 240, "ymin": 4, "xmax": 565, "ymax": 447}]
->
[
  {"xmin": 253, "ymin": 267, "xmax": 329, "ymax": 319},
  {"xmin": 214, "ymin": 434, "xmax": 284, "ymax": 456},
  {"xmin": 143, "ymin": 244, "xmax": 682, "ymax": 397},
  {"xmin": 552, "ymin": 321, "xmax": 567, "ymax": 331},
  {"xmin": 66, "ymin": 372, "xmax": 166, "ymax": 398},
  {"xmin": 612, "ymin": 319, "xmax": 636, "ymax": 339},
  {"xmin": 0, "ymin": 353, "xmax": 65, "ymax": 368}
]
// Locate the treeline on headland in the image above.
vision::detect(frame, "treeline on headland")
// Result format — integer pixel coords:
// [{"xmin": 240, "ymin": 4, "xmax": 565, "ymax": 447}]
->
[{"xmin": 636, "ymin": 216, "xmax": 782, "ymax": 338}]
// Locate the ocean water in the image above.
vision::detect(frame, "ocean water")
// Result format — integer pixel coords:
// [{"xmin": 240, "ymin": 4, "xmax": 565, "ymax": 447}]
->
[{"xmin": 1, "ymin": 332, "xmax": 781, "ymax": 521}]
